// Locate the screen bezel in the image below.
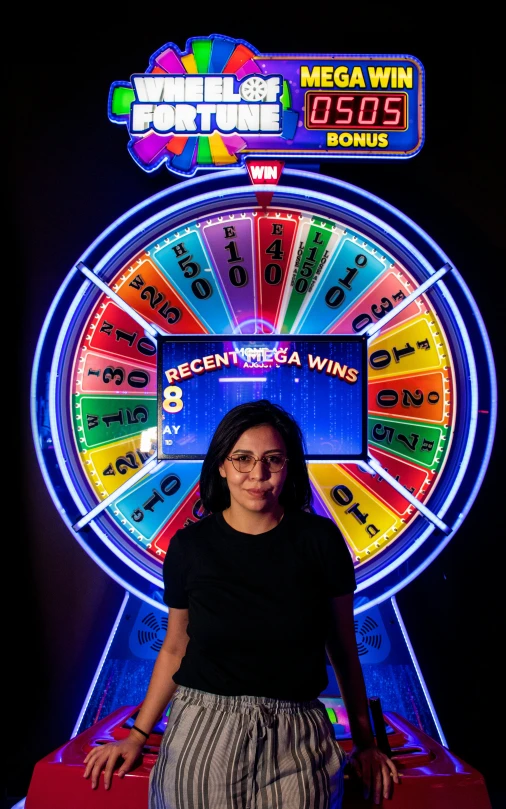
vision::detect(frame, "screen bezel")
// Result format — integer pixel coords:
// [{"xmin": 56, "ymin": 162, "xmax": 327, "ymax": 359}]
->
[{"xmin": 157, "ymin": 333, "xmax": 368, "ymax": 462}]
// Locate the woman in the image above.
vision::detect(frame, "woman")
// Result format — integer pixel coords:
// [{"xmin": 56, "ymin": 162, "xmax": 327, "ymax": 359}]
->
[{"xmin": 84, "ymin": 399, "xmax": 399, "ymax": 807}]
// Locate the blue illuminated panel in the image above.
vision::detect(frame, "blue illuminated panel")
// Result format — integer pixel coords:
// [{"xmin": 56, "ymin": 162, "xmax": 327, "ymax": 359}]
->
[{"xmin": 157, "ymin": 335, "xmax": 367, "ymax": 460}]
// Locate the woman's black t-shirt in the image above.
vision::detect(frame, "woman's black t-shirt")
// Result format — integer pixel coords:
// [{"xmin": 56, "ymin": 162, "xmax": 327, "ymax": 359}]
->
[{"xmin": 162, "ymin": 510, "xmax": 356, "ymax": 701}]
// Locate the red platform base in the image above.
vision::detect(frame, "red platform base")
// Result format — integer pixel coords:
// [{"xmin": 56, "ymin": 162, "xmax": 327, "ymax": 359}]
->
[{"xmin": 25, "ymin": 704, "xmax": 492, "ymax": 809}]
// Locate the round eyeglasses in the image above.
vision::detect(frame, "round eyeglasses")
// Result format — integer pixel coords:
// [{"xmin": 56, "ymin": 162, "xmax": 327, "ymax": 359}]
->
[{"xmin": 226, "ymin": 454, "xmax": 288, "ymax": 474}]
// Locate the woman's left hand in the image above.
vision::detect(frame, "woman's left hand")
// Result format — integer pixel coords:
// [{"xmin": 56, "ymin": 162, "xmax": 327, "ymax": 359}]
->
[{"xmin": 346, "ymin": 745, "xmax": 399, "ymax": 804}]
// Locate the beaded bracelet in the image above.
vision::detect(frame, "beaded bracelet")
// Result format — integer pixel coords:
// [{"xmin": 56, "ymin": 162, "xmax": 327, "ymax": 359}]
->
[{"xmin": 132, "ymin": 724, "xmax": 150, "ymax": 739}]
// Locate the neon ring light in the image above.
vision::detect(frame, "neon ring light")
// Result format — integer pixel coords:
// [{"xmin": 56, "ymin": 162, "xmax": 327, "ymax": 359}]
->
[{"xmin": 31, "ymin": 167, "xmax": 497, "ymax": 613}]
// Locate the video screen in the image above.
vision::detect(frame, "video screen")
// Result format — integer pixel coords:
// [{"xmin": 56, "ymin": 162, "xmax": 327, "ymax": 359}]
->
[{"xmin": 157, "ymin": 335, "xmax": 367, "ymax": 460}]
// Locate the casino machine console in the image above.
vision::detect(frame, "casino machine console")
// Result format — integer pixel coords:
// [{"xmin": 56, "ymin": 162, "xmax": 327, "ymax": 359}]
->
[{"xmin": 27, "ymin": 34, "xmax": 496, "ymax": 808}]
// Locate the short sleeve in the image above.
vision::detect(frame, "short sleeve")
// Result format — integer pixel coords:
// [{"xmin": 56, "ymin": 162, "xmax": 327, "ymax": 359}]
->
[
  {"xmin": 162, "ymin": 531, "xmax": 189, "ymax": 608},
  {"xmin": 317, "ymin": 517, "xmax": 357, "ymax": 597}
]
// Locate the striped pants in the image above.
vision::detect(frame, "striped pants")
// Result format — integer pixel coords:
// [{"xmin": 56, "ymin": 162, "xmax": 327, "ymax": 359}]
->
[{"xmin": 149, "ymin": 686, "xmax": 346, "ymax": 809}]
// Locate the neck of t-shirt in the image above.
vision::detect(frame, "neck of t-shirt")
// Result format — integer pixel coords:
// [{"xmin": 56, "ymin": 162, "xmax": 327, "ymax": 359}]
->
[{"xmin": 219, "ymin": 507, "xmax": 285, "ymax": 536}]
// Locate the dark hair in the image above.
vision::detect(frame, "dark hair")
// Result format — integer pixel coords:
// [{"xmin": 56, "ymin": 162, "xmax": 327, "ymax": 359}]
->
[{"xmin": 199, "ymin": 399, "xmax": 313, "ymax": 514}]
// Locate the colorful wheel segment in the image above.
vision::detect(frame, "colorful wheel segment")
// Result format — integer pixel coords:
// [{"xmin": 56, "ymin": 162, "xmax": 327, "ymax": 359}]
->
[
  {"xmin": 32, "ymin": 169, "xmax": 496, "ymax": 611},
  {"xmin": 108, "ymin": 34, "xmax": 297, "ymax": 177}
]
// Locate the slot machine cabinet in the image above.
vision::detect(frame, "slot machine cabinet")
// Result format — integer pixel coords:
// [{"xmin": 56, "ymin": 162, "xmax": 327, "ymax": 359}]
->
[
  {"xmin": 31, "ymin": 166, "xmax": 496, "ymax": 736},
  {"xmin": 28, "ymin": 33, "xmax": 496, "ymax": 809}
]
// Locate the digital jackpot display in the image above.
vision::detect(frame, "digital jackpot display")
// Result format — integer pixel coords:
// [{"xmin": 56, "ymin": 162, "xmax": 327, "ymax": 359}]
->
[
  {"xmin": 157, "ymin": 335, "xmax": 367, "ymax": 459},
  {"xmin": 305, "ymin": 92, "xmax": 407, "ymax": 131},
  {"xmin": 108, "ymin": 35, "xmax": 424, "ymax": 176}
]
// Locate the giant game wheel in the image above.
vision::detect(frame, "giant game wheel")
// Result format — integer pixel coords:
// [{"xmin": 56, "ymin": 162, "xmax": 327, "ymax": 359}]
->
[{"xmin": 31, "ymin": 168, "xmax": 496, "ymax": 612}]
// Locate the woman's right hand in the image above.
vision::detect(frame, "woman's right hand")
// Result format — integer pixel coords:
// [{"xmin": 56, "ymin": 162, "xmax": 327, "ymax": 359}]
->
[{"xmin": 83, "ymin": 736, "xmax": 145, "ymax": 789}]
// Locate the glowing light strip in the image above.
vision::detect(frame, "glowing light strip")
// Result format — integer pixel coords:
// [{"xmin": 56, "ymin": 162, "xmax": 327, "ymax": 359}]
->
[
  {"xmin": 364, "ymin": 457, "xmax": 451, "ymax": 534},
  {"xmin": 72, "ymin": 456, "xmax": 162, "ymax": 531},
  {"xmin": 77, "ymin": 261, "xmax": 163, "ymax": 338},
  {"xmin": 287, "ymin": 167, "xmax": 452, "ymax": 261},
  {"xmin": 391, "ymin": 595, "xmax": 448, "ymax": 746},
  {"xmin": 72, "ymin": 591, "xmax": 130, "ymax": 737},
  {"xmin": 219, "ymin": 377, "xmax": 267, "ymax": 382},
  {"xmin": 363, "ymin": 263, "xmax": 452, "ymax": 338},
  {"xmin": 77, "ymin": 168, "xmax": 227, "ymax": 265},
  {"xmin": 32, "ymin": 283, "xmax": 83, "ymax": 469},
  {"xmin": 256, "ymin": 182, "xmax": 441, "ymax": 276},
  {"xmin": 117, "ymin": 178, "xmax": 491, "ymax": 604},
  {"xmin": 32, "ymin": 171, "xmax": 496, "ymax": 612},
  {"xmin": 67, "ymin": 187, "xmax": 478, "ymax": 599},
  {"xmin": 356, "ymin": 274, "xmax": 483, "ymax": 601},
  {"xmin": 46, "ymin": 289, "xmax": 163, "ymax": 590},
  {"xmin": 87, "ymin": 185, "xmax": 246, "ymax": 278},
  {"xmin": 29, "ymin": 174, "xmax": 237, "ymax": 605},
  {"xmin": 354, "ymin": 523, "xmax": 433, "ymax": 601},
  {"xmin": 85, "ymin": 178, "xmax": 436, "ymax": 303},
  {"xmin": 89, "ymin": 516, "xmax": 165, "ymax": 595},
  {"xmin": 427, "ymin": 277, "xmax": 480, "ymax": 519},
  {"xmin": 442, "ymin": 274, "xmax": 498, "ymax": 515},
  {"xmin": 243, "ymin": 177, "xmax": 494, "ymax": 610},
  {"xmin": 272, "ymin": 173, "xmax": 497, "ymax": 609}
]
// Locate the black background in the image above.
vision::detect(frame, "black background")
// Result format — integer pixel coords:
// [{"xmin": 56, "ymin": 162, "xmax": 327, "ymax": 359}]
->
[{"xmin": 8, "ymin": 10, "xmax": 504, "ymax": 809}]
